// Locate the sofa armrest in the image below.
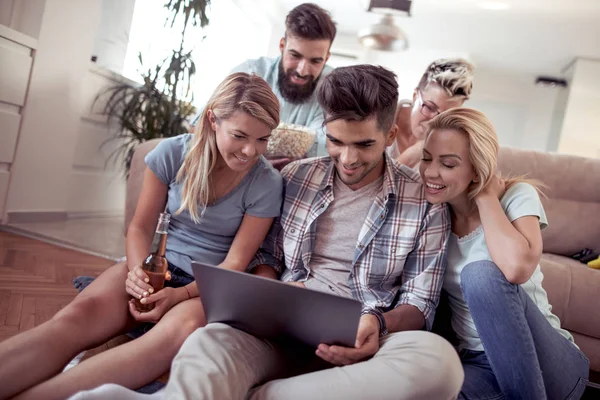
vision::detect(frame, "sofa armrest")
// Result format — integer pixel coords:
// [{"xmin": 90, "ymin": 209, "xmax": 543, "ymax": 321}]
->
[
  {"xmin": 541, "ymin": 253, "xmax": 600, "ymax": 371},
  {"xmin": 541, "ymin": 253, "xmax": 600, "ymax": 339}
]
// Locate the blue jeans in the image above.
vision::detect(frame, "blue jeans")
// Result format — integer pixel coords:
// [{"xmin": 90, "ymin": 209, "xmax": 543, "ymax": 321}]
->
[{"xmin": 458, "ymin": 261, "xmax": 589, "ymax": 400}]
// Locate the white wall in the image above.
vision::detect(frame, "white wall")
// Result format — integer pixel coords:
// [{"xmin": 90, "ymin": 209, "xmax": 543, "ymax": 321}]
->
[
  {"xmin": 3, "ymin": 0, "xmax": 110, "ymax": 222},
  {"xmin": 92, "ymin": 0, "xmax": 136, "ymax": 74},
  {"xmin": 468, "ymin": 70, "xmax": 563, "ymax": 151},
  {"xmin": 190, "ymin": 0, "xmax": 273, "ymax": 107},
  {"xmin": 547, "ymin": 82, "xmax": 570, "ymax": 153},
  {"xmin": 557, "ymin": 58, "xmax": 600, "ymax": 158},
  {"xmin": 66, "ymin": 67, "xmax": 128, "ymax": 217}
]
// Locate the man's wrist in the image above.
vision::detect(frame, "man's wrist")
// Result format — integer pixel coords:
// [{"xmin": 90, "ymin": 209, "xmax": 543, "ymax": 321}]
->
[{"xmin": 362, "ymin": 308, "xmax": 388, "ymax": 337}]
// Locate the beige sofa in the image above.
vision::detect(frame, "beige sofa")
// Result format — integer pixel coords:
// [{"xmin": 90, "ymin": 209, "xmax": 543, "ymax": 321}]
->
[
  {"xmin": 498, "ymin": 147, "xmax": 600, "ymax": 372},
  {"xmin": 125, "ymin": 139, "xmax": 600, "ymax": 372}
]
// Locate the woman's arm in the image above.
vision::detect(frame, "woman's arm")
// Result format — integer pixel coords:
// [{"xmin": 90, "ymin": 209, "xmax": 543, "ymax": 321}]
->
[
  {"xmin": 182, "ymin": 214, "xmax": 275, "ymax": 298},
  {"xmin": 476, "ymin": 178, "xmax": 543, "ymax": 285},
  {"xmin": 396, "ymin": 140, "xmax": 424, "ymax": 169},
  {"xmin": 126, "ymin": 167, "xmax": 168, "ymax": 271}
]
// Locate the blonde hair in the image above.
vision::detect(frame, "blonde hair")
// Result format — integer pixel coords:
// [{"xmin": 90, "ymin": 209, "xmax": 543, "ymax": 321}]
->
[
  {"xmin": 426, "ymin": 108, "xmax": 544, "ymax": 200},
  {"xmin": 176, "ymin": 73, "xmax": 280, "ymax": 222},
  {"xmin": 418, "ymin": 58, "xmax": 475, "ymax": 100}
]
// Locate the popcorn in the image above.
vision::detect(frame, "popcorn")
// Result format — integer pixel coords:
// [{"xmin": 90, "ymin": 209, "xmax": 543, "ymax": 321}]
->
[{"xmin": 267, "ymin": 123, "xmax": 316, "ymax": 159}]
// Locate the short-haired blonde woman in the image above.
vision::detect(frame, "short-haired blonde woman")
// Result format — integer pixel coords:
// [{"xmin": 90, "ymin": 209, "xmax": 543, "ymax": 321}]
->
[
  {"xmin": 390, "ymin": 58, "xmax": 474, "ymax": 169},
  {"xmin": 420, "ymin": 108, "xmax": 589, "ymax": 399},
  {"xmin": 0, "ymin": 73, "xmax": 283, "ymax": 400}
]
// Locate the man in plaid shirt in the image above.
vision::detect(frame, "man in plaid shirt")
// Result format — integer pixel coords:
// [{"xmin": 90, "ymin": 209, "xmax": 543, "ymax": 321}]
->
[{"xmin": 165, "ymin": 65, "xmax": 463, "ymax": 399}]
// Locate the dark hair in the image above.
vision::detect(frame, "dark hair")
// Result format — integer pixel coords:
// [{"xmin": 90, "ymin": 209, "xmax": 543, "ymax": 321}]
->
[
  {"xmin": 285, "ymin": 3, "xmax": 336, "ymax": 43},
  {"xmin": 317, "ymin": 65, "xmax": 398, "ymax": 132}
]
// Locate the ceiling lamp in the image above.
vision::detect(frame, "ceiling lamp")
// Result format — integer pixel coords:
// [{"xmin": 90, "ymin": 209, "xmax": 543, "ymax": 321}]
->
[
  {"xmin": 358, "ymin": 14, "xmax": 408, "ymax": 51},
  {"xmin": 358, "ymin": 0, "xmax": 411, "ymax": 51}
]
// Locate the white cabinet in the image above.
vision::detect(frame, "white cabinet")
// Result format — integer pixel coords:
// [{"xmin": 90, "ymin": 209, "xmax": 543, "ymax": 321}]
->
[{"xmin": 0, "ymin": 25, "xmax": 36, "ymax": 219}]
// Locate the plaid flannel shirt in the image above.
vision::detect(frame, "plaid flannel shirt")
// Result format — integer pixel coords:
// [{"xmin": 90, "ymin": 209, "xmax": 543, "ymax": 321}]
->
[{"xmin": 248, "ymin": 155, "xmax": 450, "ymax": 329}]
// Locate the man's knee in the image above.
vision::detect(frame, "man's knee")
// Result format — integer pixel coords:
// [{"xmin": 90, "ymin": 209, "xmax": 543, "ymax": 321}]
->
[
  {"xmin": 176, "ymin": 323, "xmax": 264, "ymax": 360},
  {"xmin": 381, "ymin": 331, "xmax": 464, "ymax": 399},
  {"xmin": 177, "ymin": 323, "xmax": 233, "ymax": 353},
  {"xmin": 420, "ymin": 332, "xmax": 464, "ymax": 399},
  {"xmin": 170, "ymin": 324, "xmax": 240, "ymax": 381},
  {"xmin": 168, "ymin": 324, "xmax": 278, "ymax": 400}
]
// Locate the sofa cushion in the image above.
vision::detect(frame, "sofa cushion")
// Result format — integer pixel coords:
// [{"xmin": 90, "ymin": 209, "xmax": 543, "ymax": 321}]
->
[
  {"xmin": 498, "ymin": 147, "xmax": 600, "ymax": 256},
  {"xmin": 541, "ymin": 253, "xmax": 600, "ymax": 340}
]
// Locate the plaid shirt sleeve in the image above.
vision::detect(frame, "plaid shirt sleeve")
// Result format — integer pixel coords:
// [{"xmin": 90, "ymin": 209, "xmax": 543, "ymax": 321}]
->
[{"xmin": 395, "ymin": 202, "xmax": 450, "ymax": 330}]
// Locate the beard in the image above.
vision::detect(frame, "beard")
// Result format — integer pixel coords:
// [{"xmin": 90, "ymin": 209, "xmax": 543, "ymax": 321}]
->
[{"xmin": 277, "ymin": 60, "xmax": 319, "ymax": 104}]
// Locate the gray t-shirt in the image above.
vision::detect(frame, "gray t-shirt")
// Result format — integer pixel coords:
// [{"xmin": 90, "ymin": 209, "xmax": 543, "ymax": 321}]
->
[
  {"xmin": 444, "ymin": 182, "xmax": 574, "ymax": 351},
  {"xmin": 145, "ymin": 134, "xmax": 283, "ymax": 275},
  {"xmin": 305, "ymin": 174, "xmax": 384, "ymax": 297}
]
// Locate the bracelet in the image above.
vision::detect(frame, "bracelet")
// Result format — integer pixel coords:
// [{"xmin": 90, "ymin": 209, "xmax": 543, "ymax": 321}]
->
[
  {"xmin": 183, "ymin": 285, "xmax": 192, "ymax": 300},
  {"xmin": 362, "ymin": 308, "xmax": 388, "ymax": 337}
]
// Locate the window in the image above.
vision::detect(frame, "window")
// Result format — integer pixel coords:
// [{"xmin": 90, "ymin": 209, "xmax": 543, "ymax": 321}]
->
[{"xmin": 122, "ymin": 0, "xmax": 271, "ymax": 108}]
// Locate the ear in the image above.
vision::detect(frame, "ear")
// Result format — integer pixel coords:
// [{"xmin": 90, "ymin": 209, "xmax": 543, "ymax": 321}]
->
[
  {"xmin": 412, "ymin": 89, "xmax": 418, "ymax": 104},
  {"xmin": 279, "ymin": 37, "xmax": 286, "ymax": 53},
  {"xmin": 207, "ymin": 109, "xmax": 217, "ymax": 131},
  {"xmin": 385, "ymin": 123, "xmax": 398, "ymax": 147},
  {"xmin": 472, "ymin": 175, "xmax": 480, "ymax": 183},
  {"xmin": 325, "ymin": 50, "xmax": 331, "ymax": 63}
]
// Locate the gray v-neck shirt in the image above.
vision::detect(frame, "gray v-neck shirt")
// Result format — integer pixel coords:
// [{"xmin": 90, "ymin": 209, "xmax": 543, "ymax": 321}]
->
[{"xmin": 305, "ymin": 174, "xmax": 384, "ymax": 297}]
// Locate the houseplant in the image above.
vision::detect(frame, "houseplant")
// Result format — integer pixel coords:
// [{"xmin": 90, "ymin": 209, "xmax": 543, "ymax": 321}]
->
[{"xmin": 96, "ymin": 0, "xmax": 211, "ymax": 177}]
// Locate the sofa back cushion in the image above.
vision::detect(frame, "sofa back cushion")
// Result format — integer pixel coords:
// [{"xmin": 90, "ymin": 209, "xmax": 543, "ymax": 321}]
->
[{"xmin": 498, "ymin": 147, "xmax": 600, "ymax": 256}]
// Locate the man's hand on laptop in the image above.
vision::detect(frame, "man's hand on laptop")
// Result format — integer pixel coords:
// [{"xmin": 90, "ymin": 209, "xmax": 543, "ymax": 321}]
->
[
  {"xmin": 287, "ymin": 281, "xmax": 306, "ymax": 288},
  {"xmin": 315, "ymin": 314, "xmax": 380, "ymax": 366}
]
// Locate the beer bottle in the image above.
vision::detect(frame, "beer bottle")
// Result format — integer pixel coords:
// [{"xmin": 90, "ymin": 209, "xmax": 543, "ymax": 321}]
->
[{"xmin": 135, "ymin": 212, "xmax": 170, "ymax": 312}]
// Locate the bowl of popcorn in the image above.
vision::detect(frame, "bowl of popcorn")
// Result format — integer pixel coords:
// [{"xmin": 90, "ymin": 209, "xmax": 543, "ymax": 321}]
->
[{"xmin": 267, "ymin": 123, "xmax": 316, "ymax": 159}]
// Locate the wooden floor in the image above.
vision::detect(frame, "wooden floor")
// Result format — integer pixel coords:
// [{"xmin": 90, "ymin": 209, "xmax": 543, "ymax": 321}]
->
[{"xmin": 0, "ymin": 231, "xmax": 113, "ymax": 342}]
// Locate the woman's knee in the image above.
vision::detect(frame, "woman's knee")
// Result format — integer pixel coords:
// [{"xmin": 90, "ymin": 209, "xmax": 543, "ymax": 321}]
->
[
  {"xmin": 155, "ymin": 308, "xmax": 206, "ymax": 352},
  {"xmin": 459, "ymin": 260, "xmax": 506, "ymax": 297},
  {"xmin": 51, "ymin": 295, "xmax": 106, "ymax": 332}
]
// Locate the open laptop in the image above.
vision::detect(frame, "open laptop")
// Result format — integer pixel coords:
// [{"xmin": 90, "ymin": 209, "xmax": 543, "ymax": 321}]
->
[{"xmin": 191, "ymin": 261, "xmax": 361, "ymax": 348}]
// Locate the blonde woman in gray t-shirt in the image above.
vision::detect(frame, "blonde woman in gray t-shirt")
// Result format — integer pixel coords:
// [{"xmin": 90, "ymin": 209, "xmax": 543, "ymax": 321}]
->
[
  {"xmin": 0, "ymin": 73, "xmax": 283, "ymax": 399},
  {"xmin": 419, "ymin": 108, "xmax": 589, "ymax": 399}
]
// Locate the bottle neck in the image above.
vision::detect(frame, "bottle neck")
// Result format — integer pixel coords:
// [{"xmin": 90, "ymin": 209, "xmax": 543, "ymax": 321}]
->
[
  {"xmin": 148, "ymin": 231, "xmax": 166, "ymax": 256},
  {"xmin": 149, "ymin": 214, "xmax": 170, "ymax": 257}
]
